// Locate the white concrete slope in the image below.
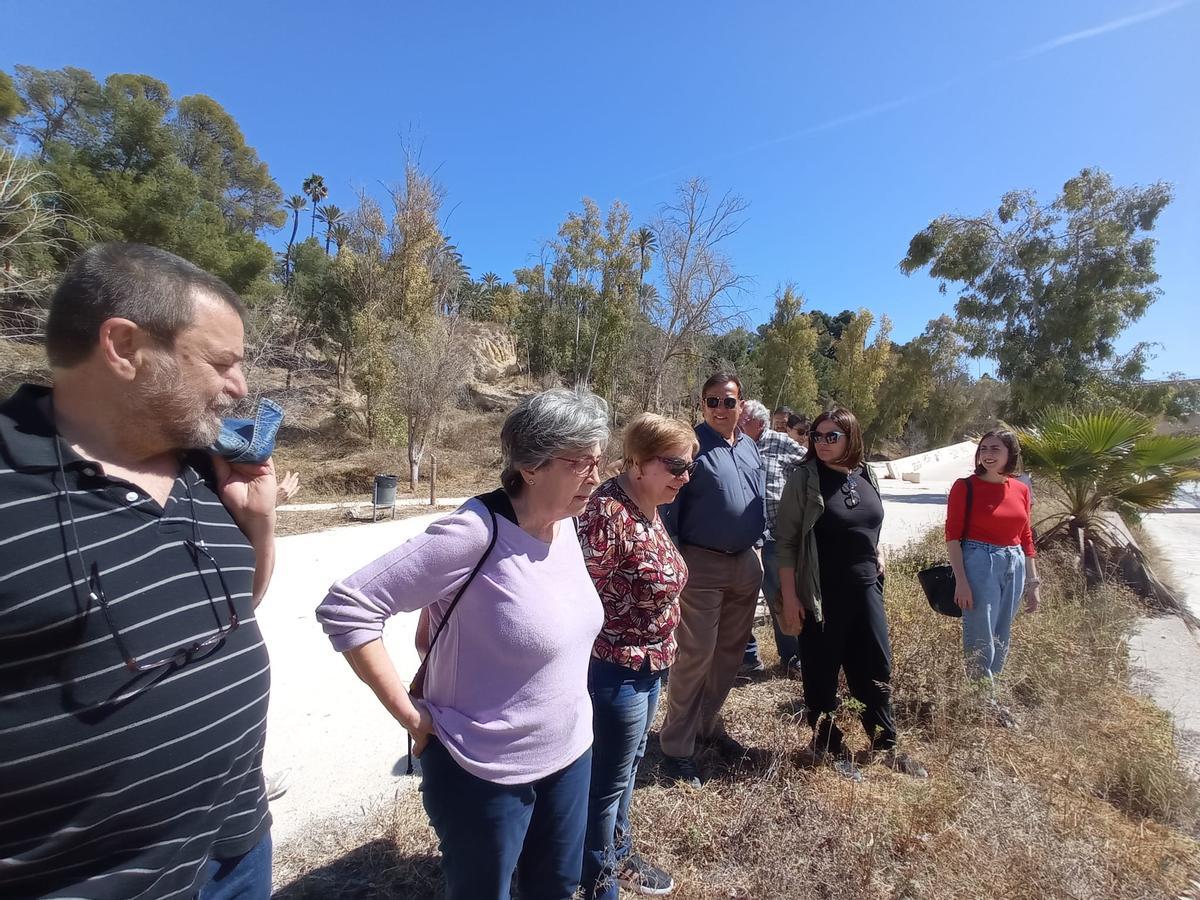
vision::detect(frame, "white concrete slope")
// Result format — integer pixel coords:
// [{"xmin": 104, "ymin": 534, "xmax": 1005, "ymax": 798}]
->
[{"xmin": 1128, "ymin": 511, "xmax": 1200, "ymax": 773}]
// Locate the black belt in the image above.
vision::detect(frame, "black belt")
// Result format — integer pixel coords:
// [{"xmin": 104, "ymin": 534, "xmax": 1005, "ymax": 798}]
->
[{"xmin": 686, "ymin": 543, "xmax": 743, "ymax": 556}]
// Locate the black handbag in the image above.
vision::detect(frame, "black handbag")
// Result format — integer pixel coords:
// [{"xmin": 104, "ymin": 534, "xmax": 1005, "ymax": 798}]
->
[{"xmin": 918, "ymin": 477, "xmax": 973, "ymax": 617}]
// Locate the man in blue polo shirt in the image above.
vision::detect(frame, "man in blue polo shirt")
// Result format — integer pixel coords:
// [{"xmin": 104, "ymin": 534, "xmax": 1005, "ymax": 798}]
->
[{"xmin": 659, "ymin": 372, "xmax": 765, "ymax": 786}]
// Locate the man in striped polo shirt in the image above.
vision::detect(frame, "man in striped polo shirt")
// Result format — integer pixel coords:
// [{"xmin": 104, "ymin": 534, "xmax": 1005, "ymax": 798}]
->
[{"xmin": 0, "ymin": 244, "xmax": 278, "ymax": 899}]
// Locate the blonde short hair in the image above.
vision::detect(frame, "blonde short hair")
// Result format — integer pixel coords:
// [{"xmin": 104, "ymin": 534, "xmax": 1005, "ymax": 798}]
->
[{"xmin": 622, "ymin": 413, "xmax": 699, "ymax": 469}]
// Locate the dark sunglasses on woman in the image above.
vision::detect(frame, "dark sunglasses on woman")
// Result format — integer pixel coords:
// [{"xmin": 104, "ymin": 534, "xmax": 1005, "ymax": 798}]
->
[
  {"xmin": 704, "ymin": 396, "xmax": 739, "ymax": 409},
  {"xmin": 656, "ymin": 456, "xmax": 698, "ymax": 477},
  {"xmin": 813, "ymin": 430, "xmax": 846, "ymax": 444}
]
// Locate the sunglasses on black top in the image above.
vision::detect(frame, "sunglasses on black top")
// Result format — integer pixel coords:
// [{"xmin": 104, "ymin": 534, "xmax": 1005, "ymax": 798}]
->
[
  {"xmin": 704, "ymin": 397, "xmax": 739, "ymax": 409},
  {"xmin": 841, "ymin": 474, "xmax": 861, "ymax": 509}
]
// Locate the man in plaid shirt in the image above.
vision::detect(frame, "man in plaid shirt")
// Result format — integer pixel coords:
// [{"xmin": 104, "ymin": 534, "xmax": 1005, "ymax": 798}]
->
[{"xmin": 740, "ymin": 400, "xmax": 807, "ymax": 675}]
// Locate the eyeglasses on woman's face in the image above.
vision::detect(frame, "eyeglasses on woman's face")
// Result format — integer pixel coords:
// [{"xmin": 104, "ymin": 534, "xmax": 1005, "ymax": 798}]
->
[
  {"xmin": 813, "ymin": 429, "xmax": 846, "ymax": 445},
  {"xmin": 554, "ymin": 454, "xmax": 605, "ymax": 477},
  {"xmin": 704, "ymin": 396, "xmax": 739, "ymax": 409}
]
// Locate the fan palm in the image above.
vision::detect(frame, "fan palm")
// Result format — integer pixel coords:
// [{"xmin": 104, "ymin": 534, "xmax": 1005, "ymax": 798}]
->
[
  {"xmin": 316, "ymin": 204, "xmax": 344, "ymax": 253},
  {"xmin": 329, "ymin": 223, "xmax": 353, "ymax": 254},
  {"xmin": 1017, "ymin": 408, "xmax": 1200, "ymax": 548},
  {"xmin": 283, "ymin": 195, "xmax": 307, "ymax": 283},
  {"xmin": 302, "ymin": 173, "xmax": 328, "ymax": 238}
]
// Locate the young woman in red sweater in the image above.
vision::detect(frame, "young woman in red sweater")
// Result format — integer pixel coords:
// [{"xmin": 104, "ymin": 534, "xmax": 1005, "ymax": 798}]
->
[{"xmin": 945, "ymin": 430, "xmax": 1041, "ymax": 721}]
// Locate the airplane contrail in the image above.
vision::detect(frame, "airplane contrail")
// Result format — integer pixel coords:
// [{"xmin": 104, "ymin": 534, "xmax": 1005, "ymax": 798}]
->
[{"xmin": 639, "ymin": 1, "xmax": 1195, "ymax": 185}]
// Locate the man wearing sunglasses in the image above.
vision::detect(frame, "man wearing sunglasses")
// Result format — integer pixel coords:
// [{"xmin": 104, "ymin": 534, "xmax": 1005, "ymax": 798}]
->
[
  {"xmin": 0, "ymin": 244, "xmax": 278, "ymax": 900},
  {"xmin": 658, "ymin": 373, "xmax": 766, "ymax": 786}
]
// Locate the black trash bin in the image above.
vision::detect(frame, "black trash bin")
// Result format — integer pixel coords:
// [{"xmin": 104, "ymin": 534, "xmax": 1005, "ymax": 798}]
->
[{"xmin": 373, "ymin": 474, "xmax": 398, "ymax": 521}]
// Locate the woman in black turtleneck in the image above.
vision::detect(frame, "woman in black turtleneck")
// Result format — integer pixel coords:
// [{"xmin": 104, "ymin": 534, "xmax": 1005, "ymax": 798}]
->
[{"xmin": 775, "ymin": 407, "xmax": 925, "ymax": 777}]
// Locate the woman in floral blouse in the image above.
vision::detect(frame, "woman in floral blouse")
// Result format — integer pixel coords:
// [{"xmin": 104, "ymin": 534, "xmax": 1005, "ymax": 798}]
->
[{"xmin": 577, "ymin": 413, "xmax": 697, "ymax": 899}]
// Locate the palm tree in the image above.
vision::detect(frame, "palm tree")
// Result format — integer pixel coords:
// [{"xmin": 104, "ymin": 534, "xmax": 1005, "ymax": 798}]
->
[
  {"xmin": 1019, "ymin": 409, "xmax": 1200, "ymax": 545},
  {"xmin": 1019, "ymin": 408, "xmax": 1200, "ymax": 612},
  {"xmin": 329, "ymin": 223, "xmax": 352, "ymax": 254},
  {"xmin": 301, "ymin": 173, "xmax": 328, "ymax": 238},
  {"xmin": 480, "ymin": 272, "xmax": 501, "ymax": 291},
  {"xmin": 429, "ymin": 238, "xmax": 468, "ymax": 315},
  {"xmin": 316, "ymin": 204, "xmax": 344, "ymax": 254},
  {"xmin": 632, "ymin": 226, "xmax": 658, "ymax": 312},
  {"xmin": 283, "ymin": 195, "xmax": 307, "ymax": 284}
]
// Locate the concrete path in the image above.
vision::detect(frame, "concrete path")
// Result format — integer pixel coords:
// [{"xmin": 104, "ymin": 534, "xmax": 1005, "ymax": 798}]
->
[
  {"xmin": 259, "ymin": 446, "xmax": 979, "ymax": 844},
  {"xmin": 1128, "ymin": 511, "xmax": 1200, "ymax": 774}
]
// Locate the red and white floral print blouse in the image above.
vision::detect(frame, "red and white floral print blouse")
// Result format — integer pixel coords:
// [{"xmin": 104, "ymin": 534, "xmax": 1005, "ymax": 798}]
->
[{"xmin": 577, "ymin": 477, "xmax": 688, "ymax": 672}]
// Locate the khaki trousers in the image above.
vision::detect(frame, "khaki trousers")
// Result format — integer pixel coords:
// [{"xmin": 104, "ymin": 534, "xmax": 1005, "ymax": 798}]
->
[{"xmin": 659, "ymin": 545, "xmax": 764, "ymax": 758}]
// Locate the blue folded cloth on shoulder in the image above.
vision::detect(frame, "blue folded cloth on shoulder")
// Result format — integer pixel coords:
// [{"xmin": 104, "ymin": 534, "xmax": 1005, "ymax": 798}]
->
[{"xmin": 210, "ymin": 397, "xmax": 284, "ymax": 464}]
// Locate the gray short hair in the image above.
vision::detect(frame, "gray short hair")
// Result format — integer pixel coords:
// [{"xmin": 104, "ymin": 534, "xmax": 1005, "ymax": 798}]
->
[
  {"xmin": 45, "ymin": 242, "xmax": 247, "ymax": 368},
  {"xmin": 742, "ymin": 399, "xmax": 770, "ymax": 429},
  {"xmin": 500, "ymin": 388, "xmax": 610, "ymax": 495}
]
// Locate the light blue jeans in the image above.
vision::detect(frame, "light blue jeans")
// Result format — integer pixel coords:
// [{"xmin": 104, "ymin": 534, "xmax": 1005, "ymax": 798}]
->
[{"xmin": 961, "ymin": 540, "xmax": 1026, "ymax": 681}]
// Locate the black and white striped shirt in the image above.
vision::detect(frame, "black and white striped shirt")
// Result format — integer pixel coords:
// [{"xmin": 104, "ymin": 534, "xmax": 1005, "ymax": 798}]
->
[{"xmin": 0, "ymin": 384, "xmax": 271, "ymax": 900}]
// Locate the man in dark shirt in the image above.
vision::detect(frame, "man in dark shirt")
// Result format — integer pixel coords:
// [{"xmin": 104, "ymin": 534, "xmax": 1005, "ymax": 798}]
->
[
  {"xmin": 658, "ymin": 373, "xmax": 765, "ymax": 785},
  {"xmin": 739, "ymin": 399, "xmax": 806, "ymax": 676},
  {"xmin": 0, "ymin": 244, "xmax": 277, "ymax": 899}
]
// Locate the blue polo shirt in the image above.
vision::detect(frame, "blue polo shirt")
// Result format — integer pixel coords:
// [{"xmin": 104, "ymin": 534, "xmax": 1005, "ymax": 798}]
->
[{"xmin": 661, "ymin": 421, "xmax": 766, "ymax": 553}]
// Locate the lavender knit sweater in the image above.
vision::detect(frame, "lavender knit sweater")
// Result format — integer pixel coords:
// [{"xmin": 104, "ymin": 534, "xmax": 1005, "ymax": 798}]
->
[{"xmin": 316, "ymin": 498, "xmax": 603, "ymax": 784}]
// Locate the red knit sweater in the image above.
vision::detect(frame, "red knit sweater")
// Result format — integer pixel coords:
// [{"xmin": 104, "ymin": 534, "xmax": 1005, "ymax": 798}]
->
[{"xmin": 945, "ymin": 475, "xmax": 1036, "ymax": 556}]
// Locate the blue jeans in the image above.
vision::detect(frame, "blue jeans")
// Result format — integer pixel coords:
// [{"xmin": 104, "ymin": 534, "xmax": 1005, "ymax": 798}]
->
[
  {"xmin": 582, "ymin": 658, "xmax": 664, "ymax": 900},
  {"xmin": 196, "ymin": 833, "xmax": 272, "ymax": 900},
  {"xmin": 211, "ymin": 397, "xmax": 284, "ymax": 464},
  {"xmin": 961, "ymin": 540, "xmax": 1026, "ymax": 681},
  {"xmin": 420, "ymin": 738, "xmax": 591, "ymax": 900}
]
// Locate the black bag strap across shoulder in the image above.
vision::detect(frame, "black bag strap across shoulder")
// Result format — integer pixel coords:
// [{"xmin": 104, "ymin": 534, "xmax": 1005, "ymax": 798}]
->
[
  {"xmin": 958, "ymin": 476, "xmax": 974, "ymax": 544},
  {"xmin": 404, "ymin": 490, "xmax": 505, "ymax": 773},
  {"xmin": 410, "ymin": 491, "xmax": 507, "ymax": 697}
]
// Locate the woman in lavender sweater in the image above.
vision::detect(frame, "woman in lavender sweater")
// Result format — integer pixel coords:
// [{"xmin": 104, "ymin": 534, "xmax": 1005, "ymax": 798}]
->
[{"xmin": 316, "ymin": 389, "xmax": 609, "ymax": 900}]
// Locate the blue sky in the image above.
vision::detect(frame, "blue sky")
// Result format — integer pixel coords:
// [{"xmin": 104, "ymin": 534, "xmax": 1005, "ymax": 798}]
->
[{"xmin": 7, "ymin": 0, "xmax": 1199, "ymax": 376}]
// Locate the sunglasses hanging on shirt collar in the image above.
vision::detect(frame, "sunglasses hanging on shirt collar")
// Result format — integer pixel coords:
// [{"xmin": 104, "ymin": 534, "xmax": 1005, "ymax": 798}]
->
[{"xmin": 51, "ymin": 399, "xmax": 239, "ymax": 672}]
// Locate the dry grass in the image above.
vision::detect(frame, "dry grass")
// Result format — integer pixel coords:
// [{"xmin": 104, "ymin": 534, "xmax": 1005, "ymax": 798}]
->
[
  {"xmin": 0, "ymin": 338, "xmax": 49, "ymax": 395},
  {"xmin": 272, "ymin": 533, "xmax": 1200, "ymax": 899},
  {"xmin": 270, "ymin": 405, "xmax": 505, "ymax": 513}
]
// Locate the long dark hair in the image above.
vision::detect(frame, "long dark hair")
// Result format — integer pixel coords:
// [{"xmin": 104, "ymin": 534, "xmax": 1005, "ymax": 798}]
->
[{"xmin": 974, "ymin": 429, "xmax": 1021, "ymax": 476}]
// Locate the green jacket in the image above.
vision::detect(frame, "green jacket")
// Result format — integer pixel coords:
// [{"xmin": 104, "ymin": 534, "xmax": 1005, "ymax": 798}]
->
[{"xmin": 773, "ymin": 457, "xmax": 882, "ymax": 625}]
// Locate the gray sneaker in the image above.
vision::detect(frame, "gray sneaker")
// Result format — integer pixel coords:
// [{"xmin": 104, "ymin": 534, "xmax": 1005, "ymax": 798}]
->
[
  {"xmin": 616, "ymin": 854, "xmax": 675, "ymax": 896},
  {"xmin": 991, "ymin": 703, "xmax": 1019, "ymax": 729},
  {"xmin": 660, "ymin": 754, "xmax": 702, "ymax": 788},
  {"xmin": 265, "ymin": 768, "xmax": 292, "ymax": 801}
]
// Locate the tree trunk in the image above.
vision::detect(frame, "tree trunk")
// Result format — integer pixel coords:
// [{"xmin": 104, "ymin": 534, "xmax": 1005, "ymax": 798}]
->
[
  {"xmin": 409, "ymin": 416, "xmax": 422, "ymax": 492},
  {"xmin": 573, "ymin": 312, "xmax": 582, "ymax": 385}
]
